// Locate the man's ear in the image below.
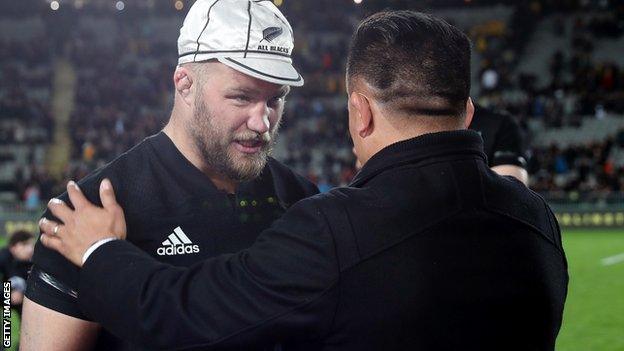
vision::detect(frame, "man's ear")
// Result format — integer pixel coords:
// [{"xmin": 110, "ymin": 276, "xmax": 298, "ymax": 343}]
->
[
  {"xmin": 349, "ymin": 92, "xmax": 374, "ymax": 138},
  {"xmin": 173, "ymin": 67, "xmax": 194, "ymax": 106},
  {"xmin": 464, "ymin": 97, "xmax": 475, "ymax": 128}
]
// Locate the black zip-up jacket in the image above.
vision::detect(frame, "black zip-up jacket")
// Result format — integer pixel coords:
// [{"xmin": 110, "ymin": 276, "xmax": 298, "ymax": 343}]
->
[{"xmin": 77, "ymin": 130, "xmax": 568, "ymax": 351}]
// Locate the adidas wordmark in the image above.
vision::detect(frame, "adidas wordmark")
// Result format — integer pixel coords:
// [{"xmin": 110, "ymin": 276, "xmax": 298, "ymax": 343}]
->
[{"xmin": 157, "ymin": 226, "xmax": 200, "ymax": 256}]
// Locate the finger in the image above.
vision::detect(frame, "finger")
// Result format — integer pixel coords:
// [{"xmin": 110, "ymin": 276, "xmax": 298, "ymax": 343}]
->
[
  {"xmin": 47, "ymin": 198, "xmax": 73, "ymax": 223},
  {"xmin": 39, "ymin": 218, "xmax": 62, "ymax": 236},
  {"xmin": 40, "ymin": 233, "xmax": 64, "ymax": 253},
  {"xmin": 100, "ymin": 178, "xmax": 120, "ymax": 210},
  {"xmin": 67, "ymin": 180, "xmax": 90, "ymax": 210}
]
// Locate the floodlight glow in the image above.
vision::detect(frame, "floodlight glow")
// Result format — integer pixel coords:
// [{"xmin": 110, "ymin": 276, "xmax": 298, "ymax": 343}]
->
[
  {"xmin": 115, "ymin": 1, "xmax": 125, "ymax": 11},
  {"xmin": 50, "ymin": 1, "xmax": 60, "ymax": 10}
]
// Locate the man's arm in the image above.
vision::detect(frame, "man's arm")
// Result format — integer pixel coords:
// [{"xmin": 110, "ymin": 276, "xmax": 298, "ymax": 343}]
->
[
  {"xmin": 491, "ymin": 114, "xmax": 529, "ymax": 185},
  {"xmin": 22, "ymin": 176, "xmax": 114, "ymax": 350},
  {"xmin": 81, "ymin": 200, "xmax": 337, "ymax": 349},
  {"xmin": 22, "ymin": 252, "xmax": 103, "ymax": 351},
  {"xmin": 41, "ymin": 183, "xmax": 339, "ymax": 350},
  {"xmin": 491, "ymin": 164, "xmax": 529, "ymax": 185},
  {"xmin": 20, "ymin": 297, "xmax": 100, "ymax": 351}
]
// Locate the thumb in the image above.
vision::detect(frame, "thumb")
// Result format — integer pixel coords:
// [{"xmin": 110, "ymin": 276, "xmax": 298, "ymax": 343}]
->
[{"xmin": 100, "ymin": 178, "xmax": 120, "ymax": 210}]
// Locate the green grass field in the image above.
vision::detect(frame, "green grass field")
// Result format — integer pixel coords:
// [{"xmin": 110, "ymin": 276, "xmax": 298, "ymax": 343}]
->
[
  {"xmin": 557, "ymin": 230, "xmax": 624, "ymax": 351},
  {"xmin": 0, "ymin": 230, "xmax": 622, "ymax": 350}
]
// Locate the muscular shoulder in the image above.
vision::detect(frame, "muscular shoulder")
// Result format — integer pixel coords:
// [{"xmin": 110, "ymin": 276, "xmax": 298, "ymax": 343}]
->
[
  {"xmin": 472, "ymin": 106, "xmax": 525, "ymax": 167},
  {"xmin": 69, "ymin": 138, "xmax": 155, "ymax": 205},
  {"xmin": 475, "ymin": 107, "xmax": 521, "ymax": 140},
  {"xmin": 26, "ymin": 136, "xmax": 159, "ymax": 319}
]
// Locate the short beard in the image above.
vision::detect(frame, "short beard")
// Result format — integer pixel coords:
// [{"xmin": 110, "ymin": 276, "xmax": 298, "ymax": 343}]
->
[{"xmin": 188, "ymin": 98, "xmax": 277, "ymax": 182}]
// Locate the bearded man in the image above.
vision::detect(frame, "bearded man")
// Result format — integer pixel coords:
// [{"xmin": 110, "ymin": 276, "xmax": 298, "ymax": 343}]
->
[{"xmin": 21, "ymin": 1, "xmax": 317, "ymax": 350}]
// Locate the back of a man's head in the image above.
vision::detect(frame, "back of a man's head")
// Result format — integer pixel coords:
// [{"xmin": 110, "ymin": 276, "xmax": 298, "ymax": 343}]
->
[{"xmin": 347, "ymin": 11, "xmax": 471, "ymax": 119}]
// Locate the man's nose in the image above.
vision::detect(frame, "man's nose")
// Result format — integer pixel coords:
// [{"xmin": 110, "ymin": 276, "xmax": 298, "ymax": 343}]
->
[{"xmin": 247, "ymin": 102, "xmax": 270, "ymax": 134}]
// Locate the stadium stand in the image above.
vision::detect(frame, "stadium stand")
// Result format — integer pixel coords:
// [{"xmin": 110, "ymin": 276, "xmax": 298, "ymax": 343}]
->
[
  {"xmin": 0, "ymin": 26, "xmax": 54, "ymax": 207},
  {"xmin": 1, "ymin": 0, "xmax": 623, "ymax": 210}
]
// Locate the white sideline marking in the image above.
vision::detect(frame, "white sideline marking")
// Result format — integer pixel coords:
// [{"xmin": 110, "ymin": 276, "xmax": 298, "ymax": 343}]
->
[{"xmin": 601, "ymin": 253, "xmax": 624, "ymax": 266}]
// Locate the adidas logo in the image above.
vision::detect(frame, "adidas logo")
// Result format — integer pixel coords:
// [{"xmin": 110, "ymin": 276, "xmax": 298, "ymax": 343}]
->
[{"xmin": 156, "ymin": 226, "xmax": 200, "ymax": 256}]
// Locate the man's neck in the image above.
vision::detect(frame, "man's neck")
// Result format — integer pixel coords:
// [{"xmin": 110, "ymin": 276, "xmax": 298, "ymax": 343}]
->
[
  {"xmin": 361, "ymin": 124, "xmax": 465, "ymax": 166},
  {"xmin": 162, "ymin": 121, "xmax": 238, "ymax": 194}
]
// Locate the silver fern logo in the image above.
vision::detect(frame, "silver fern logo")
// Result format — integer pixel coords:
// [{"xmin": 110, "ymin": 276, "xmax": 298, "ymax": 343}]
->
[{"xmin": 261, "ymin": 27, "xmax": 283, "ymax": 43}]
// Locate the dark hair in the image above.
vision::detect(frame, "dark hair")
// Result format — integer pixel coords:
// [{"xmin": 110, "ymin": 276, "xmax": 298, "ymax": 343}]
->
[
  {"xmin": 346, "ymin": 11, "xmax": 471, "ymax": 117},
  {"xmin": 9, "ymin": 230, "xmax": 34, "ymax": 247}
]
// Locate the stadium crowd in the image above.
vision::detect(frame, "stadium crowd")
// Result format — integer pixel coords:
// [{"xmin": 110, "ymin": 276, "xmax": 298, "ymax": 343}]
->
[
  {"xmin": 2, "ymin": 0, "xmax": 624, "ymax": 209},
  {"xmin": 530, "ymin": 132, "xmax": 624, "ymax": 196},
  {"xmin": 65, "ymin": 26, "xmax": 173, "ymax": 181},
  {"xmin": 0, "ymin": 36, "xmax": 55, "ymax": 208}
]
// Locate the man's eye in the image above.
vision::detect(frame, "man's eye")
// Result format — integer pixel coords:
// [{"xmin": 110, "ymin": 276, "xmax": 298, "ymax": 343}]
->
[
  {"xmin": 232, "ymin": 95, "xmax": 251, "ymax": 103},
  {"xmin": 268, "ymin": 97, "xmax": 283, "ymax": 107}
]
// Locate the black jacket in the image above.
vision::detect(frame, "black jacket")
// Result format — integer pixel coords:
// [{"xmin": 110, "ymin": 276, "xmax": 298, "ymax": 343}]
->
[{"xmin": 77, "ymin": 130, "xmax": 568, "ymax": 351}]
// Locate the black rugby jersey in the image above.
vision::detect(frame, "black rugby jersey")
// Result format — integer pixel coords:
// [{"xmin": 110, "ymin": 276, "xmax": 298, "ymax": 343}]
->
[
  {"xmin": 469, "ymin": 105, "xmax": 527, "ymax": 168},
  {"xmin": 25, "ymin": 131, "xmax": 318, "ymax": 350}
]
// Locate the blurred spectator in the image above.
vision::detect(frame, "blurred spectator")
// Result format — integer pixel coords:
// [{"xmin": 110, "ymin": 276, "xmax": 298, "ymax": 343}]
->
[
  {"xmin": 0, "ymin": 230, "xmax": 35, "ymax": 311},
  {"xmin": 528, "ymin": 131, "xmax": 624, "ymax": 195}
]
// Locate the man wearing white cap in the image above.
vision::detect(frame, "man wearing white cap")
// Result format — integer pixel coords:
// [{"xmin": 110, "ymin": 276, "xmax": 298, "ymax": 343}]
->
[
  {"xmin": 21, "ymin": 1, "xmax": 316, "ymax": 350},
  {"xmin": 177, "ymin": 0, "xmax": 303, "ymax": 86}
]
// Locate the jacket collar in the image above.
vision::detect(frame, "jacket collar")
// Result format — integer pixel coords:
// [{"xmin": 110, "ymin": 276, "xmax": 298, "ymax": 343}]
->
[{"xmin": 349, "ymin": 130, "xmax": 486, "ymax": 187}]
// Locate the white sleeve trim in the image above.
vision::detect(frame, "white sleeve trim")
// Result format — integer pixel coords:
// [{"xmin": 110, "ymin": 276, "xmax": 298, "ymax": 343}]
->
[{"xmin": 82, "ymin": 238, "xmax": 118, "ymax": 265}]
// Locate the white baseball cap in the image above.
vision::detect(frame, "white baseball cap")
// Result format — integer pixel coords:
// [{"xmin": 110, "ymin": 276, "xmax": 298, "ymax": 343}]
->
[{"xmin": 178, "ymin": 0, "xmax": 303, "ymax": 87}]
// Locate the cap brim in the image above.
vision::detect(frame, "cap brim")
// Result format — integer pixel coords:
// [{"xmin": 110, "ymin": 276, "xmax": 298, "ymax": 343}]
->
[{"xmin": 218, "ymin": 57, "xmax": 304, "ymax": 87}]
